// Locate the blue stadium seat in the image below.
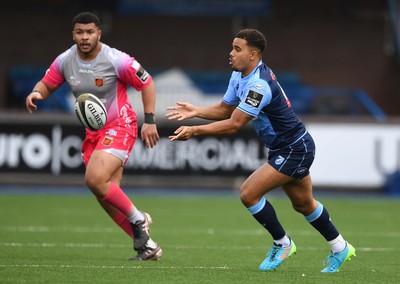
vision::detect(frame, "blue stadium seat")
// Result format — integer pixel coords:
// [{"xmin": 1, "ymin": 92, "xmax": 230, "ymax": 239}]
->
[{"xmin": 8, "ymin": 65, "xmax": 73, "ymax": 113}]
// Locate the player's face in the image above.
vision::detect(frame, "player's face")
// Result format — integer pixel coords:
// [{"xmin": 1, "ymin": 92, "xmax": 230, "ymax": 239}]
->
[
  {"xmin": 229, "ymin": 38, "xmax": 257, "ymax": 76},
  {"xmin": 72, "ymin": 23, "xmax": 101, "ymax": 59}
]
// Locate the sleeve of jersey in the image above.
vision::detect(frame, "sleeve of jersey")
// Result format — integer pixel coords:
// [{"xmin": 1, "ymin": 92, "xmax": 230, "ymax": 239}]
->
[
  {"xmin": 237, "ymin": 81, "xmax": 272, "ymax": 117},
  {"xmin": 41, "ymin": 59, "xmax": 65, "ymax": 89},
  {"xmin": 117, "ymin": 56, "xmax": 152, "ymax": 91},
  {"xmin": 222, "ymin": 73, "xmax": 240, "ymax": 106}
]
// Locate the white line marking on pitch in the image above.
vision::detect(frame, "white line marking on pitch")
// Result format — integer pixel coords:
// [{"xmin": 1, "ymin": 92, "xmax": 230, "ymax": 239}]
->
[
  {"xmin": 2, "ymin": 226, "xmax": 400, "ymax": 238},
  {"xmin": 0, "ymin": 264, "xmax": 230, "ymax": 270},
  {"xmin": 1, "ymin": 242, "xmax": 397, "ymax": 252}
]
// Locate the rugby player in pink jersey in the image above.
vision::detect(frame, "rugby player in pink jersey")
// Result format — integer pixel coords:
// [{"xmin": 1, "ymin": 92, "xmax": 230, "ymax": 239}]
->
[{"xmin": 25, "ymin": 11, "xmax": 162, "ymax": 261}]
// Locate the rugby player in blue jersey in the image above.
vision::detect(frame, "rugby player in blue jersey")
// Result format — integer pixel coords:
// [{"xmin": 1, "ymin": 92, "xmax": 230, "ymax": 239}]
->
[{"xmin": 166, "ymin": 29, "xmax": 355, "ymax": 273}]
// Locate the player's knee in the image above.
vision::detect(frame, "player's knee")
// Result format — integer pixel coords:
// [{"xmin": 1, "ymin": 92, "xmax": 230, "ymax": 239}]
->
[
  {"xmin": 84, "ymin": 173, "xmax": 98, "ymax": 192},
  {"xmin": 85, "ymin": 172, "xmax": 107, "ymax": 198},
  {"xmin": 239, "ymin": 186, "xmax": 257, "ymax": 207},
  {"xmin": 292, "ymin": 203, "xmax": 305, "ymax": 214},
  {"xmin": 292, "ymin": 200, "xmax": 315, "ymax": 215}
]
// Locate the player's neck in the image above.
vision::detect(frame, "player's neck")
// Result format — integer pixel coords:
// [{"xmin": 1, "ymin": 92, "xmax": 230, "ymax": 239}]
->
[
  {"xmin": 78, "ymin": 42, "xmax": 102, "ymax": 62},
  {"xmin": 241, "ymin": 61, "xmax": 260, "ymax": 78}
]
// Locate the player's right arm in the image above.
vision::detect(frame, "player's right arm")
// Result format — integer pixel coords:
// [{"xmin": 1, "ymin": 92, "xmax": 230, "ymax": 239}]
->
[
  {"xmin": 166, "ymin": 101, "xmax": 236, "ymax": 121},
  {"xmin": 25, "ymin": 81, "xmax": 57, "ymax": 113},
  {"xmin": 26, "ymin": 56, "xmax": 65, "ymax": 113}
]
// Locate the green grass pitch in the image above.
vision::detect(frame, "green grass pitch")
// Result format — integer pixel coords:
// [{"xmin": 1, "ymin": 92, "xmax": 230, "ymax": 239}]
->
[{"xmin": 0, "ymin": 190, "xmax": 399, "ymax": 283}]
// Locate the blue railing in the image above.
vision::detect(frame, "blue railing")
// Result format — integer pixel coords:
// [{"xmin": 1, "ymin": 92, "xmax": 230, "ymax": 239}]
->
[
  {"xmin": 388, "ymin": 0, "xmax": 400, "ymax": 62},
  {"xmin": 7, "ymin": 66, "xmax": 387, "ymax": 121}
]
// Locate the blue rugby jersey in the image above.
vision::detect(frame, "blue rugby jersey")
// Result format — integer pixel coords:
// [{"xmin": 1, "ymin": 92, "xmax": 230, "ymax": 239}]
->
[{"xmin": 223, "ymin": 61, "xmax": 307, "ymax": 150}]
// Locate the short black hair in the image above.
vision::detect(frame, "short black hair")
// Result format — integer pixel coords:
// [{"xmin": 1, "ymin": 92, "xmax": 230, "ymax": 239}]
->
[
  {"xmin": 235, "ymin": 29, "xmax": 266, "ymax": 53},
  {"xmin": 72, "ymin": 12, "xmax": 101, "ymax": 28}
]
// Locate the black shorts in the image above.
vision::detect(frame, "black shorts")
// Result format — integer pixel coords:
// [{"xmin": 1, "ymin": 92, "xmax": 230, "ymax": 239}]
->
[{"xmin": 268, "ymin": 132, "xmax": 315, "ymax": 179}]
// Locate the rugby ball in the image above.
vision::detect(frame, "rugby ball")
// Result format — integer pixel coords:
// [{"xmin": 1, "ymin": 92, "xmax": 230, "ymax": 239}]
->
[{"xmin": 75, "ymin": 93, "xmax": 107, "ymax": 130}]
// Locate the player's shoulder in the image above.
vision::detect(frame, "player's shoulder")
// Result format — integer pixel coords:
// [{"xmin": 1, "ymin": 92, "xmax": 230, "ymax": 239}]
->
[
  {"xmin": 247, "ymin": 68, "xmax": 272, "ymax": 94},
  {"xmin": 101, "ymin": 43, "xmax": 130, "ymax": 62},
  {"xmin": 52, "ymin": 45, "xmax": 76, "ymax": 68},
  {"xmin": 57, "ymin": 45, "xmax": 75, "ymax": 59},
  {"xmin": 249, "ymin": 70, "xmax": 269, "ymax": 86},
  {"xmin": 254, "ymin": 63, "xmax": 279, "ymax": 86}
]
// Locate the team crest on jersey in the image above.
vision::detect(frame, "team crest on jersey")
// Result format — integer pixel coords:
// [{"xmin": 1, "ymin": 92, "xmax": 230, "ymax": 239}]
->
[
  {"xmin": 245, "ymin": 90, "xmax": 263, "ymax": 108},
  {"xmin": 275, "ymin": 155, "xmax": 285, "ymax": 165},
  {"xmin": 102, "ymin": 136, "xmax": 113, "ymax": 146},
  {"xmin": 95, "ymin": 77, "xmax": 104, "ymax": 87}
]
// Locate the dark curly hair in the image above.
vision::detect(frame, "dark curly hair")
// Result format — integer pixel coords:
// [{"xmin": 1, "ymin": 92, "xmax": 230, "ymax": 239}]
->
[
  {"xmin": 72, "ymin": 12, "xmax": 101, "ymax": 28},
  {"xmin": 235, "ymin": 29, "xmax": 266, "ymax": 53}
]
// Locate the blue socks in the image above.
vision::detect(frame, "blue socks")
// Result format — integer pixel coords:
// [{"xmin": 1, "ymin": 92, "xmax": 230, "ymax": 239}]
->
[
  {"xmin": 247, "ymin": 197, "xmax": 286, "ymax": 240},
  {"xmin": 247, "ymin": 199, "xmax": 340, "ymax": 243},
  {"xmin": 305, "ymin": 202, "xmax": 339, "ymax": 241}
]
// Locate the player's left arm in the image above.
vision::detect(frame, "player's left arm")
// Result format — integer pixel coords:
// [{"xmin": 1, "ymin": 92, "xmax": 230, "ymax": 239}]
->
[
  {"xmin": 141, "ymin": 79, "xmax": 160, "ymax": 148},
  {"xmin": 120, "ymin": 55, "xmax": 160, "ymax": 148},
  {"xmin": 169, "ymin": 108, "xmax": 252, "ymax": 141}
]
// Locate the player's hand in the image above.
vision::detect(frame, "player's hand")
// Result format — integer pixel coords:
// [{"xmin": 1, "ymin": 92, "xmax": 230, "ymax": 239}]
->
[
  {"xmin": 25, "ymin": 91, "xmax": 43, "ymax": 113},
  {"xmin": 169, "ymin": 126, "xmax": 194, "ymax": 141},
  {"xmin": 141, "ymin": 123, "xmax": 160, "ymax": 148},
  {"xmin": 165, "ymin": 102, "xmax": 197, "ymax": 121}
]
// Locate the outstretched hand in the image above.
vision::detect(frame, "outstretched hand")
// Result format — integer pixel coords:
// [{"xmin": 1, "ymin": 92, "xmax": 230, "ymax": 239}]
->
[
  {"xmin": 169, "ymin": 126, "xmax": 195, "ymax": 141},
  {"xmin": 25, "ymin": 91, "xmax": 44, "ymax": 113},
  {"xmin": 165, "ymin": 102, "xmax": 197, "ymax": 121}
]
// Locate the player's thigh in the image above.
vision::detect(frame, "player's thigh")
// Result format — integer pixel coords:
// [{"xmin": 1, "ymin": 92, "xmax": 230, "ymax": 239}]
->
[
  {"xmin": 282, "ymin": 175, "xmax": 317, "ymax": 215},
  {"xmin": 86, "ymin": 150, "xmax": 123, "ymax": 186},
  {"xmin": 240, "ymin": 162, "xmax": 293, "ymax": 206}
]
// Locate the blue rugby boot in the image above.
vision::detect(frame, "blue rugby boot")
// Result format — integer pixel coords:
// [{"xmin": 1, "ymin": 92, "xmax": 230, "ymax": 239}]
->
[
  {"xmin": 259, "ymin": 240, "xmax": 297, "ymax": 271},
  {"xmin": 321, "ymin": 242, "xmax": 356, "ymax": 273}
]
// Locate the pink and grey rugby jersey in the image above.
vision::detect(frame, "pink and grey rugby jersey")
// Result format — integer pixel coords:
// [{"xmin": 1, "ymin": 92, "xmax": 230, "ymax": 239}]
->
[{"xmin": 42, "ymin": 43, "xmax": 152, "ymax": 130}]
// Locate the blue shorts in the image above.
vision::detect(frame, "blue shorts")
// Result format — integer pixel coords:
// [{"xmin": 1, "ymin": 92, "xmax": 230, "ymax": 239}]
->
[{"xmin": 267, "ymin": 132, "xmax": 315, "ymax": 179}]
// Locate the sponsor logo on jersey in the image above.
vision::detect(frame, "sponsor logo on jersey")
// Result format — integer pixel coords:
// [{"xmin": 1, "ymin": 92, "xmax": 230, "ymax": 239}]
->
[
  {"xmin": 79, "ymin": 69, "xmax": 93, "ymax": 74},
  {"xmin": 106, "ymin": 129, "xmax": 117, "ymax": 136},
  {"xmin": 131, "ymin": 60, "xmax": 140, "ymax": 70},
  {"xmin": 245, "ymin": 90, "xmax": 263, "ymax": 108},
  {"xmin": 297, "ymin": 167, "xmax": 307, "ymax": 175},
  {"xmin": 95, "ymin": 77, "xmax": 104, "ymax": 87},
  {"xmin": 285, "ymin": 98, "xmax": 292, "ymax": 108},
  {"xmin": 102, "ymin": 136, "xmax": 113, "ymax": 146},
  {"xmin": 277, "ymin": 81, "xmax": 292, "ymax": 108},
  {"xmin": 254, "ymin": 84, "xmax": 266, "ymax": 90},
  {"xmin": 136, "ymin": 66, "xmax": 149, "ymax": 83},
  {"xmin": 68, "ymin": 75, "xmax": 80, "ymax": 86},
  {"xmin": 275, "ymin": 155, "xmax": 285, "ymax": 165},
  {"xmin": 270, "ymin": 70, "xmax": 276, "ymax": 81}
]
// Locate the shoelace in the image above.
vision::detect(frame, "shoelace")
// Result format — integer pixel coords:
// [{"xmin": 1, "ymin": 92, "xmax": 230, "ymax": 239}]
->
[
  {"xmin": 322, "ymin": 253, "xmax": 340, "ymax": 267},
  {"xmin": 269, "ymin": 246, "xmax": 281, "ymax": 261}
]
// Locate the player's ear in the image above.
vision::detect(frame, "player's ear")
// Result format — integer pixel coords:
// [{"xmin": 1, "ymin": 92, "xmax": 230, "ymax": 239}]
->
[
  {"xmin": 98, "ymin": 29, "xmax": 102, "ymax": 41},
  {"xmin": 250, "ymin": 49, "xmax": 258, "ymax": 61}
]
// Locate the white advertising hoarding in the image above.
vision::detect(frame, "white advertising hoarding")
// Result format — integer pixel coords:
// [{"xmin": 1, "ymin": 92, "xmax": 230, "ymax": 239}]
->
[
  {"xmin": 1, "ymin": 119, "xmax": 399, "ymax": 190},
  {"xmin": 307, "ymin": 123, "xmax": 400, "ymax": 188}
]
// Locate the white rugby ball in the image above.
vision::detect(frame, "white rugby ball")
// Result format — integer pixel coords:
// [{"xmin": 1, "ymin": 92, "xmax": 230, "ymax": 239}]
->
[{"xmin": 75, "ymin": 93, "xmax": 107, "ymax": 130}]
